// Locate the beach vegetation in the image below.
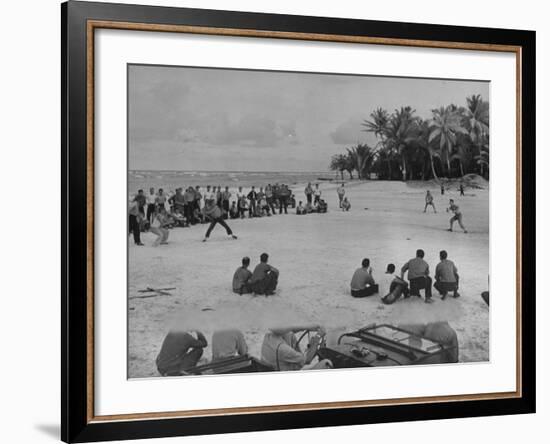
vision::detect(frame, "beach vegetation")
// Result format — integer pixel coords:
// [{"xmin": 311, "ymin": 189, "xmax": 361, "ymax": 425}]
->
[{"xmin": 332, "ymin": 95, "xmax": 490, "ymax": 181}]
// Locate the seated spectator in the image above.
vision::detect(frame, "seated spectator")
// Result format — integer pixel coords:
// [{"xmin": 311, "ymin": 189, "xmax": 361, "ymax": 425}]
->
[
  {"xmin": 232, "ymin": 257, "xmax": 253, "ymax": 295},
  {"xmin": 229, "ymin": 201, "xmax": 239, "ymax": 219},
  {"xmin": 212, "ymin": 329, "xmax": 248, "ymax": 361},
  {"xmin": 350, "ymin": 258, "xmax": 379, "ymax": 297},
  {"xmin": 434, "ymin": 250, "xmax": 460, "ymax": 299},
  {"xmin": 261, "ymin": 325, "xmax": 332, "ymax": 371},
  {"xmin": 380, "ymin": 264, "xmax": 409, "ymax": 305},
  {"xmin": 249, "ymin": 253, "xmax": 279, "ymax": 296},
  {"xmin": 238, "ymin": 196, "xmax": 248, "ymax": 219},
  {"xmin": 296, "ymin": 201, "xmax": 306, "ymax": 215},
  {"xmin": 341, "ymin": 197, "xmax": 351, "ymax": 211},
  {"xmin": 156, "ymin": 330, "xmax": 208, "ymax": 376},
  {"xmin": 401, "ymin": 249, "xmax": 433, "ymax": 303}
]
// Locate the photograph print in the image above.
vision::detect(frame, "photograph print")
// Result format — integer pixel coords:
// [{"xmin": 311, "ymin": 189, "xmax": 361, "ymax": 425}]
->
[{"xmin": 127, "ymin": 64, "xmax": 490, "ymax": 379}]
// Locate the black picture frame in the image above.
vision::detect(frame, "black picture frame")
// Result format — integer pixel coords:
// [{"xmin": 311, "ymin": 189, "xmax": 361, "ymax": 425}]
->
[{"xmin": 61, "ymin": 1, "xmax": 536, "ymax": 442}]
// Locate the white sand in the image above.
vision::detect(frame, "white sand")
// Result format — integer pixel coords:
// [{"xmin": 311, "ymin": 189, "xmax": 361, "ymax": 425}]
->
[{"xmin": 129, "ymin": 180, "xmax": 489, "ymax": 378}]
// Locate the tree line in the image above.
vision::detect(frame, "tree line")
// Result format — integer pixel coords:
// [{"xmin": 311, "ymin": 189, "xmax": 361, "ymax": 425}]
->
[{"xmin": 329, "ymin": 94, "xmax": 489, "ymax": 181}]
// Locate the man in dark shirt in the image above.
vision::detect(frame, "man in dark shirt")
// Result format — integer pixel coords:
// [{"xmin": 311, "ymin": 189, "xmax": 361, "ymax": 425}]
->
[
  {"xmin": 401, "ymin": 249, "xmax": 433, "ymax": 303},
  {"xmin": 183, "ymin": 187, "xmax": 196, "ymax": 224},
  {"xmin": 434, "ymin": 250, "xmax": 460, "ymax": 299},
  {"xmin": 134, "ymin": 189, "xmax": 146, "ymax": 216},
  {"xmin": 278, "ymin": 184, "xmax": 291, "ymax": 214},
  {"xmin": 222, "ymin": 186, "xmax": 231, "ymax": 218},
  {"xmin": 247, "ymin": 186, "xmax": 258, "ymax": 218},
  {"xmin": 156, "ymin": 330, "xmax": 208, "ymax": 376},
  {"xmin": 232, "ymin": 257, "xmax": 253, "ymax": 294},
  {"xmin": 250, "ymin": 253, "xmax": 279, "ymax": 296}
]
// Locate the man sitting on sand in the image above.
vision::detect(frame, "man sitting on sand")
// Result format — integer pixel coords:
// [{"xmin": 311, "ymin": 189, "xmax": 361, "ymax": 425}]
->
[
  {"xmin": 212, "ymin": 329, "xmax": 248, "ymax": 362},
  {"xmin": 229, "ymin": 201, "xmax": 239, "ymax": 219},
  {"xmin": 350, "ymin": 258, "xmax": 379, "ymax": 297},
  {"xmin": 401, "ymin": 249, "xmax": 433, "ymax": 303},
  {"xmin": 296, "ymin": 201, "xmax": 306, "ymax": 215},
  {"xmin": 232, "ymin": 257, "xmax": 253, "ymax": 295},
  {"xmin": 249, "ymin": 253, "xmax": 279, "ymax": 296},
  {"xmin": 261, "ymin": 325, "xmax": 332, "ymax": 371},
  {"xmin": 434, "ymin": 250, "xmax": 460, "ymax": 299},
  {"xmin": 156, "ymin": 330, "xmax": 208, "ymax": 376},
  {"xmin": 341, "ymin": 197, "xmax": 351, "ymax": 211},
  {"xmin": 316, "ymin": 198, "xmax": 328, "ymax": 213},
  {"xmin": 447, "ymin": 199, "xmax": 468, "ymax": 233},
  {"xmin": 424, "ymin": 190, "xmax": 436, "ymax": 213},
  {"xmin": 380, "ymin": 264, "xmax": 410, "ymax": 304}
]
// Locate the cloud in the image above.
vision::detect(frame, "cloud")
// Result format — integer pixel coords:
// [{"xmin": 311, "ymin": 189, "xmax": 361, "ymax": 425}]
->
[
  {"xmin": 329, "ymin": 118, "xmax": 364, "ymax": 145},
  {"xmin": 205, "ymin": 115, "xmax": 298, "ymax": 148}
]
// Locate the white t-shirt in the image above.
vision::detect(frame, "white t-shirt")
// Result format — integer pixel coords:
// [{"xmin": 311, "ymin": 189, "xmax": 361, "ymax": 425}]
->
[
  {"xmin": 146, "ymin": 193, "xmax": 156, "ymax": 205},
  {"xmin": 314, "ymin": 188, "xmax": 322, "ymax": 197},
  {"xmin": 378, "ymin": 273, "xmax": 396, "ymax": 296}
]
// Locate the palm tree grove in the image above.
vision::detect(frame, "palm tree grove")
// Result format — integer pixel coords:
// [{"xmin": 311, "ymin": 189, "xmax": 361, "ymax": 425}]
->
[{"xmin": 329, "ymin": 94, "xmax": 489, "ymax": 182}]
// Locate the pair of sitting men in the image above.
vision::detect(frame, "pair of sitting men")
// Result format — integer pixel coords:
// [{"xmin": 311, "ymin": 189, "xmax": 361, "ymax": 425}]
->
[
  {"xmin": 350, "ymin": 250, "xmax": 459, "ymax": 304},
  {"xmin": 232, "ymin": 253, "xmax": 279, "ymax": 296}
]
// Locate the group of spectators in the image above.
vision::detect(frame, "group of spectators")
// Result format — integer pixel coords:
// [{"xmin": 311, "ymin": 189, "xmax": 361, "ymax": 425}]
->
[
  {"xmin": 155, "ymin": 322, "xmax": 332, "ymax": 376},
  {"xmin": 128, "ymin": 182, "xmax": 340, "ymax": 245},
  {"xmin": 350, "ymin": 249, "xmax": 460, "ymax": 304}
]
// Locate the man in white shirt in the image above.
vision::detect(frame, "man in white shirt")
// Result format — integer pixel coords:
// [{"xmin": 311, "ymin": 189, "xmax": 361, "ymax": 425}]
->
[
  {"xmin": 145, "ymin": 187, "xmax": 157, "ymax": 223},
  {"xmin": 381, "ymin": 263, "xmax": 410, "ymax": 304},
  {"xmin": 313, "ymin": 183, "xmax": 322, "ymax": 204}
]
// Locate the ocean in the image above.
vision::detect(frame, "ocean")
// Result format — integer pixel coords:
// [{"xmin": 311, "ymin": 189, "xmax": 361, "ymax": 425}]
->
[{"xmin": 129, "ymin": 170, "xmax": 336, "ymax": 195}]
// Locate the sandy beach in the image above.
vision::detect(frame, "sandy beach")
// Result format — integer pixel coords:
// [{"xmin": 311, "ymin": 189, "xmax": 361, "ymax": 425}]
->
[{"xmin": 128, "ymin": 179, "xmax": 489, "ymax": 378}]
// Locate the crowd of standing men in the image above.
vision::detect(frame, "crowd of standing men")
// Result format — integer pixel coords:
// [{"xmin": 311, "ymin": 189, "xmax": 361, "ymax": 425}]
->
[{"xmin": 128, "ymin": 181, "xmax": 340, "ymax": 245}]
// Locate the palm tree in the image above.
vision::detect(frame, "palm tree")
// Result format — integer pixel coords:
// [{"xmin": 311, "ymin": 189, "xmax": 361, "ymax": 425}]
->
[
  {"xmin": 416, "ymin": 119, "xmax": 441, "ymax": 181},
  {"xmin": 363, "ymin": 108, "xmax": 392, "ymax": 179},
  {"xmin": 346, "ymin": 144, "xmax": 376, "ymax": 179},
  {"xmin": 343, "ymin": 153, "xmax": 356, "ymax": 179},
  {"xmin": 429, "ymin": 105, "xmax": 468, "ymax": 177},
  {"xmin": 385, "ymin": 107, "xmax": 419, "ymax": 181},
  {"xmin": 464, "ymin": 94, "xmax": 489, "ymax": 176},
  {"xmin": 329, "ymin": 154, "xmax": 347, "ymax": 180}
]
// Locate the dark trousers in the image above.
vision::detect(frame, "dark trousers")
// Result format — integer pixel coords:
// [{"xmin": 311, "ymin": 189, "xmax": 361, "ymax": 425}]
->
[
  {"xmin": 146, "ymin": 203, "xmax": 156, "ymax": 223},
  {"xmin": 409, "ymin": 276, "xmax": 432, "ymax": 299},
  {"xmin": 434, "ymin": 279, "xmax": 459, "ymax": 296},
  {"xmin": 381, "ymin": 281, "xmax": 409, "ymax": 305},
  {"xmin": 306, "ymin": 194, "xmax": 312, "ymax": 204},
  {"xmin": 222, "ymin": 200, "xmax": 230, "ymax": 218},
  {"xmin": 249, "ymin": 200, "xmax": 256, "ymax": 217},
  {"xmin": 205, "ymin": 217, "xmax": 233, "ymax": 238},
  {"xmin": 279, "ymin": 197, "xmax": 288, "ymax": 214},
  {"xmin": 128, "ymin": 215, "xmax": 141, "ymax": 244},
  {"xmin": 351, "ymin": 284, "xmax": 379, "ymax": 298},
  {"xmin": 159, "ymin": 348, "xmax": 204, "ymax": 376},
  {"xmin": 250, "ymin": 272, "xmax": 278, "ymax": 295},
  {"xmin": 184, "ymin": 204, "xmax": 195, "ymax": 224},
  {"xmin": 238, "ymin": 207, "xmax": 246, "ymax": 218},
  {"xmin": 267, "ymin": 197, "xmax": 276, "ymax": 214}
]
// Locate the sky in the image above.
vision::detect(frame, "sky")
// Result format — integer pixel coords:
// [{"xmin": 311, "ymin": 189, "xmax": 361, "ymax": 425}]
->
[{"xmin": 128, "ymin": 64, "xmax": 489, "ymax": 172}]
